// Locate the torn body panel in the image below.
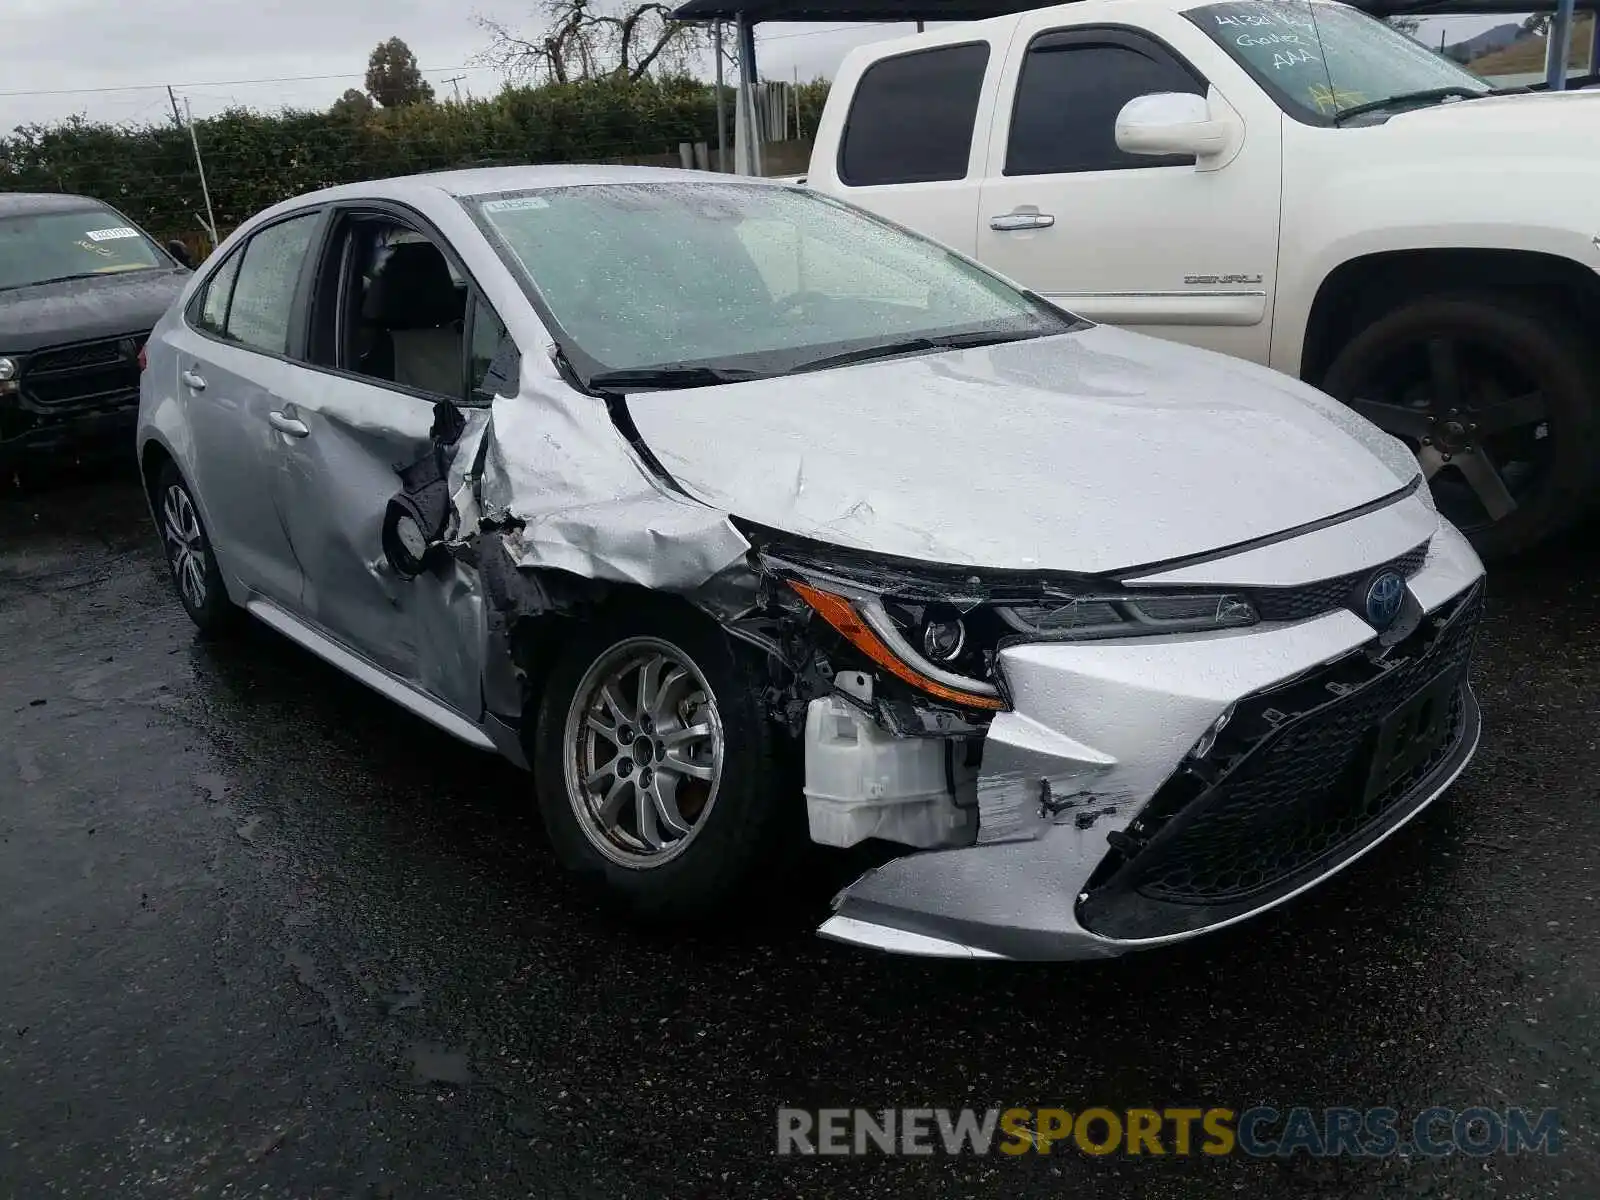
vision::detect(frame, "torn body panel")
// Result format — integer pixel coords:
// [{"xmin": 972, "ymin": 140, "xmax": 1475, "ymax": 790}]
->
[{"xmin": 822, "ymin": 520, "xmax": 1487, "ymax": 960}]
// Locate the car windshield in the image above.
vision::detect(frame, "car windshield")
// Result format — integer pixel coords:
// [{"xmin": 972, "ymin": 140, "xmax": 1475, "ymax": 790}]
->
[
  {"xmin": 0, "ymin": 206, "xmax": 166, "ymax": 292},
  {"xmin": 466, "ymin": 181, "xmax": 1077, "ymax": 384},
  {"xmin": 1187, "ymin": 0, "xmax": 1492, "ymax": 123}
]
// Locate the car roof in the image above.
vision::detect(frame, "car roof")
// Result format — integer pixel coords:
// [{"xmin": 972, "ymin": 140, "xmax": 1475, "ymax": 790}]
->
[
  {"xmin": 261, "ymin": 164, "xmax": 786, "ymax": 214},
  {"xmin": 0, "ymin": 192, "xmax": 118, "ymax": 218}
]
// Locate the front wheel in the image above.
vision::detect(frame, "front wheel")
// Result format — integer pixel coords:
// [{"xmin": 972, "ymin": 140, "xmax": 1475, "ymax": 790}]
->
[
  {"xmin": 530, "ymin": 605, "xmax": 795, "ymax": 921},
  {"xmin": 1322, "ymin": 293, "xmax": 1600, "ymax": 559}
]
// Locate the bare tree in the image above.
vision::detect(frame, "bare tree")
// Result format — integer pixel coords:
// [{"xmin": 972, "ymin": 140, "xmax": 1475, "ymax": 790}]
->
[{"xmin": 476, "ymin": 0, "xmax": 714, "ymax": 83}]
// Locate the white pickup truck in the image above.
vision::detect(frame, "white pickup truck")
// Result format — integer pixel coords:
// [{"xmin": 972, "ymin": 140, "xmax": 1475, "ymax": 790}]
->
[{"xmin": 800, "ymin": 0, "xmax": 1600, "ymax": 558}]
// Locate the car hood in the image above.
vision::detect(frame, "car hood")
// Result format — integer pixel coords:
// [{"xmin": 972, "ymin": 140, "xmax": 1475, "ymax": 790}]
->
[
  {"xmin": 1384, "ymin": 87, "xmax": 1600, "ymax": 143},
  {"xmin": 624, "ymin": 325, "xmax": 1418, "ymax": 576},
  {"xmin": 0, "ymin": 268, "xmax": 189, "ymax": 353}
]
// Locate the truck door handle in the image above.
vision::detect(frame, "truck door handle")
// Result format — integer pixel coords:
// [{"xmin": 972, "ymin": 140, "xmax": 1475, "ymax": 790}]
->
[
  {"xmin": 181, "ymin": 368, "xmax": 207, "ymax": 390},
  {"xmin": 268, "ymin": 410, "xmax": 310, "ymax": 438},
  {"xmin": 990, "ymin": 211, "xmax": 1055, "ymax": 231}
]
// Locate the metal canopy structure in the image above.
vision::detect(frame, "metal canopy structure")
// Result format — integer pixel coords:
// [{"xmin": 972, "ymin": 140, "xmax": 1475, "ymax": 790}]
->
[
  {"xmin": 675, "ymin": 0, "xmax": 1592, "ymax": 10},
  {"xmin": 674, "ymin": 0, "xmax": 1595, "ymax": 173}
]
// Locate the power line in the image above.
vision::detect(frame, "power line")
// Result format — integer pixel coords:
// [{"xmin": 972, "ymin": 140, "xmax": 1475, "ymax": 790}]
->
[{"xmin": 0, "ymin": 66, "xmax": 490, "ymax": 100}]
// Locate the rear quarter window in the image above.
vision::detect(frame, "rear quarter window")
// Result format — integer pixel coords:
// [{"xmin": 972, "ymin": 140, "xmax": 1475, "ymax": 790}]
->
[{"xmin": 839, "ymin": 42, "xmax": 991, "ymax": 187}]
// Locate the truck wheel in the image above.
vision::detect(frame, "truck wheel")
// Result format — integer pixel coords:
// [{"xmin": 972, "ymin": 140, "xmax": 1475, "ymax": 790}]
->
[
  {"xmin": 529, "ymin": 604, "xmax": 797, "ymax": 922},
  {"xmin": 1321, "ymin": 293, "xmax": 1600, "ymax": 559}
]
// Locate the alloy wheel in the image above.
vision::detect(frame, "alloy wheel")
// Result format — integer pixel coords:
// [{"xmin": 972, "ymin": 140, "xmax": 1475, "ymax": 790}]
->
[
  {"xmin": 1344, "ymin": 335, "xmax": 1549, "ymax": 534},
  {"xmin": 162, "ymin": 483, "xmax": 208, "ymax": 611},
  {"xmin": 561, "ymin": 637, "xmax": 725, "ymax": 869}
]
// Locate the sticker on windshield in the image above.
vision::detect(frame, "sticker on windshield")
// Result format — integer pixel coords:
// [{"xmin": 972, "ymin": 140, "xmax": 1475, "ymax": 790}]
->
[
  {"xmin": 84, "ymin": 227, "xmax": 140, "ymax": 241},
  {"xmin": 481, "ymin": 197, "xmax": 550, "ymax": 213}
]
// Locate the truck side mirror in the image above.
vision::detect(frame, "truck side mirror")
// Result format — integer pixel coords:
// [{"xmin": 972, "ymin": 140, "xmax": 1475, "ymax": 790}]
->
[
  {"xmin": 165, "ymin": 239, "xmax": 195, "ymax": 270},
  {"xmin": 1115, "ymin": 92, "xmax": 1238, "ymax": 164}
]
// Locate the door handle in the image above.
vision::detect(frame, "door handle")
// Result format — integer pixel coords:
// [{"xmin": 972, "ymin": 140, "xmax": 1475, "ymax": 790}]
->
[
  {"xmin": 989, "ymin": 211, "xmax": 1056, "ymax": 232},
  {"xmin": 268, "ymin": 410, "xmax": 310, "ymax": 438},
  {"xmin": 181, "ymin": 368, "xmax": 207, "ymax": 390}
]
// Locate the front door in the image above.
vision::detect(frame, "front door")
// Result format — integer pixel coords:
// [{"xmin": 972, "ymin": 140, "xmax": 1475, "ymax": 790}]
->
[
  {"xmin": 973, "ymin": 17, "xmax": 1283, "ymax": 363},
  {"xmin": 267, "ymin": 208, "xmax": 514, "ymax": 720}
]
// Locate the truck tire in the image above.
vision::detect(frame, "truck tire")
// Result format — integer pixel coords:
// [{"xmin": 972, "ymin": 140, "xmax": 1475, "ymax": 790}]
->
[
  {"xmin": 1321, "ymin": 292, "xmax": 1600, "ymax": 560},
  {"xmin": 529, "ymin": 603, "xmax": 797, "ymax": 922}
]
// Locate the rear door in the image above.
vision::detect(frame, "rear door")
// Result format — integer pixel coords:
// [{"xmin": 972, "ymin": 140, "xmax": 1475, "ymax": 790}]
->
[
  {"xmin": 166, "ymin": 210, "xmax": 324, "ymax": 607},
  {"xmin": 813, "ymin": 37, "xmax": 1002, "ymax": 255},
  {"xmin": 973, "ymin": 14, "xmax": 1283, "ymax": 362}
]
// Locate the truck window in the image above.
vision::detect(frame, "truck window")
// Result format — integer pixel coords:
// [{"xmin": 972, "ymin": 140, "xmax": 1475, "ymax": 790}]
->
[
  {"xmin": 1186, "ymin": 0, "xmax": 1490, "ymax": 123},
  {"xmin": 1006, "ymin": 33, "xmax": 1204, "ymax": 176},
  {"xmin": 840, "ymin": 42, "xmax": 990, "ymax": 186}
]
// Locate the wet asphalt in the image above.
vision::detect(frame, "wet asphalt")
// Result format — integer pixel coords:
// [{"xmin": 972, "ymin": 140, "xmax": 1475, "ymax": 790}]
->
[{"xmin": 0, "ymin": 462, "xmax": 1596, "ymax": 1200}]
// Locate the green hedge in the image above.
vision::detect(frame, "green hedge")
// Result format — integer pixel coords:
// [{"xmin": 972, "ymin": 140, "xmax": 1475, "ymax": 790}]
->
[{"xmin": 0, "ymin": 76, "xmax": 827, "ymax": 249}]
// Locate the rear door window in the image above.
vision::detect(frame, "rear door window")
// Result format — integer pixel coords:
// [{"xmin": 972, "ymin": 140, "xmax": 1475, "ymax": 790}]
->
[
  {"xmin": 840, "ymin": 42, "xmax": 991, "ymax": 186},
  {"xmin": 223, "ymin": 214, "xmax": 320, "ymax": 355}
]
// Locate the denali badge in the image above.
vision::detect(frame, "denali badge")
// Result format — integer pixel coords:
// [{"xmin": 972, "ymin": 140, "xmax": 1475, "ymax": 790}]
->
[
  {"xmin": 1183, "ymin": 274, "xmax": 1263, "ymax": 286},
  {"xmin": 1364, "ymin": 570, "xmax": 1406, "ymax": 630}
]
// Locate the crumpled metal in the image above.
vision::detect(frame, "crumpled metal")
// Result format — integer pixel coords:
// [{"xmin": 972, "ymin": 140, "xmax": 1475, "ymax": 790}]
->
[{"xmin": 473, "ymin": 366, "xmax": 753, "ymax": 601}]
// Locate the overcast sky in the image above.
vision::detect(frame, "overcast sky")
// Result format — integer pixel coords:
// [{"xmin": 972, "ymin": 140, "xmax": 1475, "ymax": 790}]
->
[{"xmin": 3, "ymin": 0, "xmax": 1524, "ymax": 132}]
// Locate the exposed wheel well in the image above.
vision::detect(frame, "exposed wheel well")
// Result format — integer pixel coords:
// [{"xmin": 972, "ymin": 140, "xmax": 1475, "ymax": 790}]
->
[
  {"xmin": 137, "ymin": 438, "xmax": 176, "ymax": 518},
  {"xmin": 507, "ymin": 584, "xmax": 702, "ymax": 730},
  {"xmin": 1300, "ymin": 249, "xmax": 1600, "ymax": 385},
  {"xmin": 139, "ymin": 440, "xmax": 176, "ymax": 511}
]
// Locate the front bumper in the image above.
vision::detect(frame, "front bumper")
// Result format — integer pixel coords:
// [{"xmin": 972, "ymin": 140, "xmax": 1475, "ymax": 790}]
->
[
  {"xmin": 0, "ymin": 334, "xmax": 145, "ymax": 465},
  {"xmin": 819, "ymin": 514, "xmax": 1486, "ymax": 961}
]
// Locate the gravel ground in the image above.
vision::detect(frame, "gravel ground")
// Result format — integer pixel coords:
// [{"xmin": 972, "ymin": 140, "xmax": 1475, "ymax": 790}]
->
[{"xmin": 1, "ymin": 464, "xmax": 1595, "ymax": 1199}]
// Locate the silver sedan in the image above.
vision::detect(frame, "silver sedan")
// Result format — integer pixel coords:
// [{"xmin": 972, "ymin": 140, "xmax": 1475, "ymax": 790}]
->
[{"xmin": 137, "ymin": 166, "xmax": 1485, "ymax": 960}]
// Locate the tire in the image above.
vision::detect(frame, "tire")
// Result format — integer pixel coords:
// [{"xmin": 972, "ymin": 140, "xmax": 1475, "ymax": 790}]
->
[
  {"xmin": 153, "ymin": 461, "xmax": 237, "ymax": 634},
  {"xmin": 1321, "ymin": 292, "xmax": 1600, "ymax": 560},
  {"xmin": 530, "ymin": 603, "xmax": 796, "ymax": 921}
]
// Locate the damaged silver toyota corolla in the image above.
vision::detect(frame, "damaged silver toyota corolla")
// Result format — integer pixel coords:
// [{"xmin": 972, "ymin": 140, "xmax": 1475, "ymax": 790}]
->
[{"xmin": 137, "ymin": 166, "xmax": 1485, "ymax": 960}]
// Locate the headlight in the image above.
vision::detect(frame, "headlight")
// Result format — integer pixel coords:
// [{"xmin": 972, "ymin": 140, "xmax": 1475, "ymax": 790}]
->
[
  {"xmin": 0, "ymin": 356, "xmax": 17, "ymax": 391},
  {"xmin": 788, "ymin": 581, "xmax": 1005, "ymax": 711},
  {"xmin": 776, "ymin": 551, "xmax": 1260, "ymax": 714}
]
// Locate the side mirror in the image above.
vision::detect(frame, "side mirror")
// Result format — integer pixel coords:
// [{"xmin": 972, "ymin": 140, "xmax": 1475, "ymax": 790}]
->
[
  {"xmin": 165, "ymin": 239, "xmax": 195, "ymax": 269},
  {"xmin": 1115, "ymin": 92, "xmax": 1238, "ymax": 163}
]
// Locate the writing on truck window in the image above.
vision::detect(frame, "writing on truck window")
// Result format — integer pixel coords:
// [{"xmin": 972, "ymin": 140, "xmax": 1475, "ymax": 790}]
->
[{"xmin": 1186, "ymin": 0, "xmax": 1489, "ymax": 120}]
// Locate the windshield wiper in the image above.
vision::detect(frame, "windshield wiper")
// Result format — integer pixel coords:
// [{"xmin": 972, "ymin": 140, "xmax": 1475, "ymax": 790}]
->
[
  {"xmin": 790, "ymin": 329, "xmax": 1044, "ymax": 375},
  {"xmin": 585, "ymin": 364, "xmax": 767, "ymax": 394},
  {"xmin": 1332, "ymin": 86, "xmax": 1488, "ymax": 125},
  {"xmin": 0, "ymin": 271, "xmax": 109, "ymax": 292}
]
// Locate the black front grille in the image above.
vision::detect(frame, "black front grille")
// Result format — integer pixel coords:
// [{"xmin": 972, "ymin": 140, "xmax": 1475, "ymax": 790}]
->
[
  {"xmin": 1078, "ymin": 581, "xmax": 1482, "ymax": 939},
  {"xmin": 1245, "ymin": 542, "xmax": 1431, "ymax": 623},
  {"xmin": 21, "ymin": 335, "xmax": 144, "ymax": 411}
]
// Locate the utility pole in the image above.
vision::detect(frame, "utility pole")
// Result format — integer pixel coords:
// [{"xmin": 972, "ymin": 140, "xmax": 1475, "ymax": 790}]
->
[
  {"xmin": 443, "ymin": 74, "xmax": 467, "ymax": 103},
  {"xmin": 166, "ymin": 85, "xmax": 184, "ymax": 129},
  {"xmin": 714, "ymin": 20, "xmax": 729, "ymax": 171},
  {"xmin": 184, "ymin": 98, "xmax": 219, "ymax": 251}
]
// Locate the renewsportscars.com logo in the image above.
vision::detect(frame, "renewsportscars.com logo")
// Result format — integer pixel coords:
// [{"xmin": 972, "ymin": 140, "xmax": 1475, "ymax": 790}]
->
[{"xmin": 776, "ymin": 1106, "xmax": 1563, "ymax": 1158}]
